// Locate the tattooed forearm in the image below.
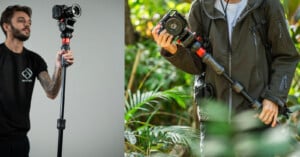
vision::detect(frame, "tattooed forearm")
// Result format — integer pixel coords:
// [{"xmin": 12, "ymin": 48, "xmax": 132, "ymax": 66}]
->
[{"xmin": 38, "ymin": 67, "xmax": 62, "ymax": 99}]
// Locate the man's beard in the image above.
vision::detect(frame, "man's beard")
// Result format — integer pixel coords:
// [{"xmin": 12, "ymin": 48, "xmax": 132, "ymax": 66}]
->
[{"xmin": 11, "ymin": 24, "xmax": 30, "ymax": 41}]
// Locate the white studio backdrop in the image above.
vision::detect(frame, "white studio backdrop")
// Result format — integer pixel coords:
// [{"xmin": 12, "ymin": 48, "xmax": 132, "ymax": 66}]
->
[{"xmin": 0, "ymin": 0, "xmax": 124, "ymax": 157}]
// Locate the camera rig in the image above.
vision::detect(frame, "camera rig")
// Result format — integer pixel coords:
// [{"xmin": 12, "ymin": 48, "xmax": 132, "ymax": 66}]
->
[
  {"xmin": 159, "ymin": 10, "xmax": 292, "ymax": 118},
  {"xmin": 52, "ymin": 4, "xmax": 81, "ymax": 52},
  {"xmin": 159, "ymin": 10, "xmax": 263, "ymax": 110},
  {"xmin": 52, "ymin": 4, "xmax": 81, "ymax": 157}
]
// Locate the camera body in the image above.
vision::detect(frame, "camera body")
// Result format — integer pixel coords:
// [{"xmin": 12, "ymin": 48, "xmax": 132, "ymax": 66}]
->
[
  {"xmin": 52, "ymin": 3, "xmax": 81, "ymax": 51},
  {"xmin": 159, "ymin": 10, "xmax": 187, "ymax": 36},
  {"xmin": 52, "ymin": 4, "xmax": 81, "ymax": 37},
  {"xmin": 52, "ymin": 4, "xmax": 81, "ymax": 20},
  {"xmin": 159, "ymin": 10, "xmax": 198, "ymax": 49}
]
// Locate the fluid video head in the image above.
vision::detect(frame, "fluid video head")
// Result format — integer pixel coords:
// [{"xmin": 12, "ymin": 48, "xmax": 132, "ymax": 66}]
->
[{"xmin": 52, "ymin": 4, "xmax": 81, "ymax": 20}]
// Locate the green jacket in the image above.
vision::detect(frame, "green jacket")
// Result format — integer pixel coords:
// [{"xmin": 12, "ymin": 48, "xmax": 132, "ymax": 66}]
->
[{"xmin": 161, "ymin": 0, "xmax": 299, "ymax": 114}]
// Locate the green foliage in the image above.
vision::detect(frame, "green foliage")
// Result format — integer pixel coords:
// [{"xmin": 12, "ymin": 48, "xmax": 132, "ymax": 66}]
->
[
  {"xmin": 125, "ymin": 1, "xmax": 196, "ymax": 154},
  {"xmin": 124, "ymin": 87, "xmax": 199, "ymax": 156},
  {"xmin": 125, "ymin": 40, "xmax": 193, "ymax": 92},
  {"xmin": 125, "ymin": 125, "xmax": 200, "ymax": 156},
  {"xmin": 125, "ymin": 86, "xmax": 190, "ymax": 123},
  {"xmin": 200, "ymin": 100, "xmax": 300, "ymax": 157},
  {"xmin": 128, "ymin": 0, "xmax": 191, "ymax": 39},
  {"xmin": 125, "ymin": 0, "xmax": 300, "ymax": 156},
  {"xmin": 281, "ymin": 0, "xmax": 300, "ymax": 20}
]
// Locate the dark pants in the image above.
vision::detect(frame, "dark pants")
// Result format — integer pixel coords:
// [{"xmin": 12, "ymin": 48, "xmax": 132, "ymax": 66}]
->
[{"xmin": 0, "ymin": 135, "xmax": 30, "ymax": 157}]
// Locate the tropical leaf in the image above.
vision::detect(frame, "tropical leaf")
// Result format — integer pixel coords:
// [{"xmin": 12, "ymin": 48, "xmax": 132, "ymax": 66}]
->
[
  {"xmin": 282, "ymin": 0, "xmax": 300, "ymax": 20},
  {"xmin": 125, "ymin": 125, "xmax": 200, "ymax": 156},
  {"xmin": 125, "ymin": 86, "xmax": 190, "ymax": 122},
  {"xmin": 152, "ymin": 125, "xmax": 200, "ymax": 145},
  {"xmin": 125, "ymin": 0, "xmax": 300, "ymax": 156}
]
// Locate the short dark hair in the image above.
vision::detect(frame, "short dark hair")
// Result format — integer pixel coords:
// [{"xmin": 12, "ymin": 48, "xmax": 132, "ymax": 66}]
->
[{"xmin": 0, "ymin": 5, "xmax": 32, "ymax": 36}]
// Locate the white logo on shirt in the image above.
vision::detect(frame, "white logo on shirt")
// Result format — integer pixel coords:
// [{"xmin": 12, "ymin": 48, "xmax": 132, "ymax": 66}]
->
[{"xmin": 21, "ymin": 68, "xmax": 33, "ymax": 82}]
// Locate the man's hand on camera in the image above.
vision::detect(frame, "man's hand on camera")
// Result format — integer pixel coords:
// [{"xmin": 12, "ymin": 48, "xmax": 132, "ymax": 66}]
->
[
  {"xmin": 258, "ymin": 99, "xmax": 279, "ymax": 127},
  {"xmin": 152, "ymin": 24, "xmax": 177, "ymax": 54},
  {"xmin": 55, "ymin": 50, "xmax": 74, "ymax": 68}
]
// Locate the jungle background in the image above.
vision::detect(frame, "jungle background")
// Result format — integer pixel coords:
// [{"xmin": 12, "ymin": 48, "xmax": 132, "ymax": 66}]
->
[{"xmin": 124, "ymin": 0, "xmax": 300, "ymax": 156}]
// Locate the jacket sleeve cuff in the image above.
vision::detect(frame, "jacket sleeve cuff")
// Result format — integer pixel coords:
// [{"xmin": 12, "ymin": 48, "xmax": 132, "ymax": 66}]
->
[
  {"xmin": 161, "ymin": 48, "xmax": 174, "ymax": 57},
  {"xmin": 261, "ymin": 90, "xmax": 285, "ymax": 107},
  {"xmin": 160, "ymin": 45, "xmax": 186, "ymax": 58}
]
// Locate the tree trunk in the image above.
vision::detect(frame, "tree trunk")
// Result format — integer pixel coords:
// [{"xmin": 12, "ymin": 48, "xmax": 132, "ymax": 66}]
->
[{"xmin": 125, "ymin": 0, "xmax": 138, "ymax": 45}]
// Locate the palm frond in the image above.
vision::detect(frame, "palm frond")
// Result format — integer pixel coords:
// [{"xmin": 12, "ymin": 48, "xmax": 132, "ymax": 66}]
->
[
  {"xmin": 124, "ymin": 87, "xmax": 190, "ymax": 122},
  {"xmin": 125, "ymin": 125, "xmax": 200, "ymax": 156},
  {"xmin": 154, "ymin": 125, "xmax": 200, "ymax": 145}
]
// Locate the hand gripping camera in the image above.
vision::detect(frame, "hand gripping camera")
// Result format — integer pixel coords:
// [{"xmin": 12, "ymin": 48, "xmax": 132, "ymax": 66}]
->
[{"xmin": 159, "ymin": 10, "xmax": 200, "ymax": 50}]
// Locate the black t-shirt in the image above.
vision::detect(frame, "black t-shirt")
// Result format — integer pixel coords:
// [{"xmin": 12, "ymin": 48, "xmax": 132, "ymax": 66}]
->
[{"xmin": 0, "ymin": 43, "xmax": 47, "ymax": 138}]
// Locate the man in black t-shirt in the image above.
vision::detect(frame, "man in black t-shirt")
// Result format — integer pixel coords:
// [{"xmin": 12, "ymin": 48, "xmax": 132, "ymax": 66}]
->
[{"xmin": 0, "ymin": 5, "xmax": 74, "ymax": 157}]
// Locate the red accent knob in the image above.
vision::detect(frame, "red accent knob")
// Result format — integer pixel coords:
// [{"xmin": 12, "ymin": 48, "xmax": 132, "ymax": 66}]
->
[
  {"xmin": 196, "ymin": 48, "xmax": 206, "ymax": 57},
  {"xmin": 62, "ymin": 38, "xmax": 70, "ymax": 44}
]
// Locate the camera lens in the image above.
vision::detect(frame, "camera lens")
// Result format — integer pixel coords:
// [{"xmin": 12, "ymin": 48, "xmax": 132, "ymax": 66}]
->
[
  {"xmin": 165, "ymin": 17, "xmax": 183, "ymax": 36},
  {"xmin": 71, "ymin": 4, "xmax": 81, "ymax": 17}
]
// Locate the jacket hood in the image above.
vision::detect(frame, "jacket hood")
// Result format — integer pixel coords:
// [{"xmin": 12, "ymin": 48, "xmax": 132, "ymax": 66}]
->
[{"xmin": 201, "ymin": 0, "xmax": 264, "ymax": 19}]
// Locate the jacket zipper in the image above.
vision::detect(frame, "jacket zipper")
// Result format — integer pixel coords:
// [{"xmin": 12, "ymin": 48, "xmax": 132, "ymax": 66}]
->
[
  {"xmin": 228, "ymin": 51, "xmax": 232, "ymax": 123},
  {"xmin": 205, "ymin": 6, "xmax": 233, "ymax": 123},
  {"xmin": 224, "ymin": 16, "xmax": 233, "ymax": 123}
]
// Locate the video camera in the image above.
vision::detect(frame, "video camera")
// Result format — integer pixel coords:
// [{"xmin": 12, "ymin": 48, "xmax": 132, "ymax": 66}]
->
[
  {"xmin": 52, "ymin": 4, "xmax": 81, "ymax": 37},
  {"xmin": 158, "ymin": 10, "xmax": 202, "ymax": 51},
  {"xmin": 52, "ymin": 4, "xmax": 81, "ymax": 20}
]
